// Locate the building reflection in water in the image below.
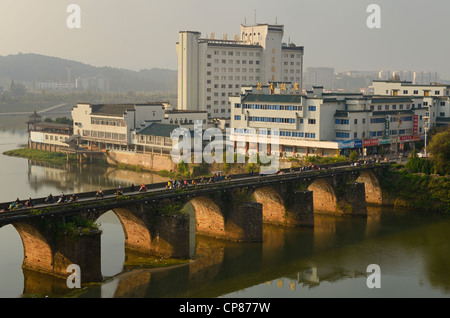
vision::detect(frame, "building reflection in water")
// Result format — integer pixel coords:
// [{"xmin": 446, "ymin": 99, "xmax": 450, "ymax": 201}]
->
[{"xmin": 27, "ymin": 160, "xmax": 169, "ymax": 194}]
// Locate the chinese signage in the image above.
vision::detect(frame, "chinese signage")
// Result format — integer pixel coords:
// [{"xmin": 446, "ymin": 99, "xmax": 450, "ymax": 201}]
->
[
  {"xmin": 384, "ymin": 115, "xmax": 390, "ymax": 137},
  {"xmin": 363, "ymin": 139, "xmax": 379, "ymax": 147},
  {"xmin": 400, "ymin": 135, "xmax": 420, "ymax": 142},
  {"xmin": 339, "ymin": 139, "xmax": 363, "ymax": 149},
  {"xmin": 413, "ymin": 115, "xmax": 419, "ymax": 135}
]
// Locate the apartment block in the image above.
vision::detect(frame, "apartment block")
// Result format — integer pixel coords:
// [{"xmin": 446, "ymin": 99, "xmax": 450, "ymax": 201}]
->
[{"xmin": 176, "ymin": 23, "xmax": 303, "ymax": 119}]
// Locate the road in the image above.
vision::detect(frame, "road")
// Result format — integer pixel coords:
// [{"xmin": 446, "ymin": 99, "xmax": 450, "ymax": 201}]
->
[{"xmin": 0, "ymin": 103, "xmax": 67, "ymax": 116}]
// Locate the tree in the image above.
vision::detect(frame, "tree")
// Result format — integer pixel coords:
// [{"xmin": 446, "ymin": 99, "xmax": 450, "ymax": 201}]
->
[
  {"xmin": 427, "ymin": 128, "xmax": 450, "ymax": 176},
  {"xmin": 349, "ymin": 150, "xmax": 359, "ymax": 161},
  {"xmin": 9, "ymin": 80, "xmax": 27, "ymax": 96}
]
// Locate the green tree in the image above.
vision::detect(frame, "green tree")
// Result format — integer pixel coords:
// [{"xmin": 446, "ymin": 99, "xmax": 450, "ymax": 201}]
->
[
  {"xmin": 349, "ymin": 150, "xmax": 359, "ymax": 161},
  {"xmin": 427, "ymin": 128, "xmax": 450, "ymax": 176}
]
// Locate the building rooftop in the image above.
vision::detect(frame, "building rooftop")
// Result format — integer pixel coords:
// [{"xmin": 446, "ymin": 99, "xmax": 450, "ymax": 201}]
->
[
  {"xmin": 136, "ymin": 122, "xmax": 179, "ymax": 137},
  {"xmin": 90, "ymin": 103, "xmax": 164, "ymax": 117}
]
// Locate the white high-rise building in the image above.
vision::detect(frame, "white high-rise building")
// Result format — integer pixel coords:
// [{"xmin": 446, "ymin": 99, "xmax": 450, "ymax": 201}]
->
[{"xmin": 176, "ymin": 23, "xmax": 304, "ymax": 119}]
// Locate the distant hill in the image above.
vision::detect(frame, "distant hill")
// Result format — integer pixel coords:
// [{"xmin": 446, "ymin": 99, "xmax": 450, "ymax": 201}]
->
[{"xmin": 0, "ymin": 53, "xmax": 177, "ymax": 92}]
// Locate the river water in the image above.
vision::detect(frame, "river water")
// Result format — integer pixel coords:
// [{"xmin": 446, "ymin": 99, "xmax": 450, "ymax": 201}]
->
[{"xmin": 0, "ymin": 115, "xmax": 449, "ymax": 298}]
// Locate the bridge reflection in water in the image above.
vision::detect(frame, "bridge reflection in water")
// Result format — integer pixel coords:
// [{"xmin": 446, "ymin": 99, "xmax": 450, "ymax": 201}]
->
[{"xmin": 3, "ymin": 206, "xmax": 450, "ymax": 298}]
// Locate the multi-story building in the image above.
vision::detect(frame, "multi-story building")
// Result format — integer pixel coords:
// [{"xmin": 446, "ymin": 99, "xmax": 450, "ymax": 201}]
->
[
  {"xmin": 27, "ymin": 112, "xmax": 73, "ymax": 152},
  {"xmin": 230, "ymin": 82, "xmax": 438, "ymax": 158},
  {"xmin": 372, "ymin": 80, "xmax": 450, "ymax": 127},
  {"xmin": 71, "ymin": 102, "xmax": 212, "ymax": 154},
  {"xmin": 176, "ymin": 23, "xmax": 304, "ymax": 119},
  {"xmin": 71, "ymin": 102, "xmax": 166, "ymax": 151}
]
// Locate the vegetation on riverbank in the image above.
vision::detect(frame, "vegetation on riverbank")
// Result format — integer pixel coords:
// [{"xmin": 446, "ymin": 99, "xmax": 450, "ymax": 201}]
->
[
  {"xmin": 379, "ymin": 166, "xmax": 450, "ymax": 213},
  {"xmin": 3, "ymin": 147, "xmax": 77, "ymax": 165}
]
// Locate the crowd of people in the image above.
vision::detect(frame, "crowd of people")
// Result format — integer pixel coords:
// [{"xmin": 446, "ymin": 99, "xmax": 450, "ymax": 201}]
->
[{"xmin": 1, "ymin": 192, "xmax": 79, "ymax": 212}]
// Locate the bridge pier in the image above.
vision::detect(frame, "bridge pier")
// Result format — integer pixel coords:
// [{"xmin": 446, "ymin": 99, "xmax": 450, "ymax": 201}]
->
[
  {"xmin": 338, "ymin": 182, "xmax": 367, "ymax": 217},
  {"xmin": 284, "ymin": 190, "xmax": 314, "ymax": 227},
  {"xmin": 224, "ymin": 202, "xmax": 263, "ymax": 242},
  {"xmin": 15, "ymin": 222, "xmax": 102, "ymax": 283}
]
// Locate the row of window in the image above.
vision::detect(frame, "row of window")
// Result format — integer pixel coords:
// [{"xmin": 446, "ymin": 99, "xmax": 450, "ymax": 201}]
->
[
  {"xmin": 371, "ymin": 104, "xmax": 413, "ymax": 111},
  {"xmin": 238, "ymin": 104, "xmax": 303, "ymax": 111},
  {"xmin": 210, "ymin": 50, "xmax": 301, "ymax": 59},
  {"xmin": 210, "ymin": 51, "xmax": 261, "ymax": 57},
  {"xmin": 83, "ymin": 130, "xmax": 126, "ymax": 141},
  {"xmin": 336, "ymin": 132, "xmax": 350, "ymax": 138},
  {"xmin": 232, "ymin": 128, "xmax": 315, "ymax": 139},
  {"xmin": 335, "ymin": 119, "xmax": 349, "ymax": 125},
  {"xmin": 209, "ymin": 59, "xmax": 260, "ymax": 65},
  {"xmin": 247, "ymin": 116, "xmax": 296, "ymax": 124},
  {"xmin": 207, "ymin": 77, "xmax": 260, "ymax": 84},
  {"xmin": 208, "ymin": 68, "xmax": 260, "ymax": 74},
  {"xmin": 400, "ymin": 89, "xmax": 444, "ymax": 95},
  {"xmin": 275, "ymin": 131, "xmax": 316, "ymax": 139},
  {"xmin": 91, "ymin": 117, "xmax": 125, "ymax": 127}
]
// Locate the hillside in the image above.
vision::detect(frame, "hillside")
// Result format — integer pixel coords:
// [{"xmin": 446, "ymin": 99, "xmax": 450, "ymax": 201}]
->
[{"xmin": 0, "ymin": 53, "xmax": 177, "ymax": 92}]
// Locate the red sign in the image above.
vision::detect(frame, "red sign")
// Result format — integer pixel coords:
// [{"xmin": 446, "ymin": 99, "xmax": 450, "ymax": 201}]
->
[
  {"xmin": 363, "ymin": 139, "xmax": 379, "ymax": 147},
  {"xmin": 400, "ymin": 135, "xmax": 420, "ymax": 142},
  {"xmin": 413, "ymin": 115, "xmax": 419, "ymax": 135}
]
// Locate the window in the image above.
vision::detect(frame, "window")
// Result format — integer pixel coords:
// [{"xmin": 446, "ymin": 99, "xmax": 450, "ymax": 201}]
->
[
  {"xmin": 335, "ymin": 119, "xmax": 349, "ymax": 125},
  {"xmin": 308, "ymin": 106, "xmax": 316, "ymax": 111},
  {"xmin": 414, "ymin": 90, "xmax": 419, "ymax": 94},
  {"xmin": 440, "ymin": 112, "xmax": 445, "ymax": 117},
  {"xmin": 308, "ymin": 119, "xmax": 316, "ymax": 124},
  {"xmin": 403, "ymin": 90, "xmax": 408, "ymax": 94},
  {"xmin": 336, "ymin": 132, "xmax": 350, "ymax": 138}
]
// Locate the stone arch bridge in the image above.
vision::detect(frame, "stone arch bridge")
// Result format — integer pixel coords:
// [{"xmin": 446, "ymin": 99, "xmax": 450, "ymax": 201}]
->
[{"xmin": 0, "ymin": 164, "xmax": 389, "ymax": 283}]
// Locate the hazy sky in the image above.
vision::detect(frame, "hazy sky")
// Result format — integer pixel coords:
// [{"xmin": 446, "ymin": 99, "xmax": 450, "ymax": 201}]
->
[{"xmin": 1, "ymin": 0, "xmax": 449, "ymax": 78}]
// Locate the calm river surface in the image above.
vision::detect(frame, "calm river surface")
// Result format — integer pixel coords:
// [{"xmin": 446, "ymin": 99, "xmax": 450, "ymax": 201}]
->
[{"xmin": 0, "ymin": 115, "xmax": 449, "ymax": 298}]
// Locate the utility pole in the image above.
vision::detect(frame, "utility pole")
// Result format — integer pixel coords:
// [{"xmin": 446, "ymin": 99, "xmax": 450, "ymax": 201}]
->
[{"xmin": 424, "ymin": 115, "xmax": 429, "ymax": 157}]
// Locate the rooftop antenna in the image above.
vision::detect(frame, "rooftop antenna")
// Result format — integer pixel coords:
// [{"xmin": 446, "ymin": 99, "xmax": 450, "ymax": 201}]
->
[{"xmin": 275, "ymin": 17, "xmax": 278, "ymax": 25}]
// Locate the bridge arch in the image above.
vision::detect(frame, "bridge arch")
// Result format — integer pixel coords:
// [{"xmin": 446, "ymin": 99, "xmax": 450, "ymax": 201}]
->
[
  {"xmin": 307, "ymin": 178, "xmax": 337, "ymax": 213},
  {"xmin": 111, "ymin": 207, "xmax": 152, "ymax": 255},
  {"xmin": 251, "ymin": 186, "xmax": 286, "ymax": 225},
  {"xmin": 356, "ymin": 171, "xmax": 383, "ymax": 205},
  {"xmin": 188, "ymin": 195, "xmax": 225, "ymax": 239},
  {"xmin": 12, "ymin": 223, "xmax": 54, "ymax": 275}
]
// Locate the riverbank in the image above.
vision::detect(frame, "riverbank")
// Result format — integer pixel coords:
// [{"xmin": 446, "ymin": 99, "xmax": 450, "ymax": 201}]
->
[
  {"xmin": 379, "ymin": 165, "xmax": 450, "ymax": 213},
  {"xmin": 3, "ymin": 148, "xmax": 78, "ymax": 165}
]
